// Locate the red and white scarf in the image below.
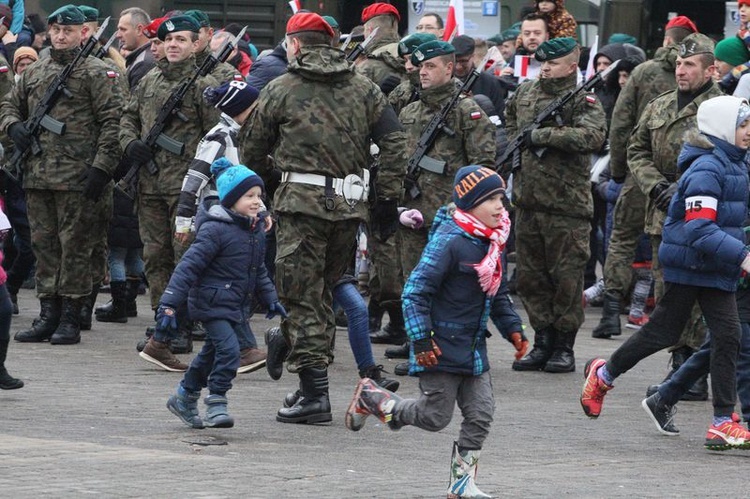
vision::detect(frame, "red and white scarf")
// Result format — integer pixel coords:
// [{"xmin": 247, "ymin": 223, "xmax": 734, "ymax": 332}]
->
[{"xmin": 452, "ymin": 208, "xmax": 511, "ymax": 297}]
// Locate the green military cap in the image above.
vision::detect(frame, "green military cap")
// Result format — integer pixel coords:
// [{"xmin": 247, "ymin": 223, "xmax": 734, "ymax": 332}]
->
[
  {"xmin": 322, "ymin": 15, "xmax": 339, "ymax": 29},
  {"xmin": 77, "ymin": 5, "xmax": 98, "ymax": 23},
  {"xmin": 608, "ymin": 33, "xmax": 637, "ymax": 45},
  {"xmin": 47, "ymin": 4, "xmax": 86, "ymax": 26},
  {"xmin": 184, "ymin": 9, "xmax": 210, "ymax": 28},
  {"xmin": 500, "ymin": 28, "xmax": 520, "ymax": 42},
  {"xmin": 534, "ymin": 37, "xmax": 578, "ymax": 62},
  {"xmin": 411, "ymin": 40, "xmax": 455, "ymax": 66},
  {"xmin": 678, "ymin": 33, "xmax": 715, "ymax": 58},
  {"xmin": 157, "ymin": 14, "xmax": 201, "ymax": 41},
  {"xmin": 398, "ymin": 33, "xmax": 437, "ymax": 57}
]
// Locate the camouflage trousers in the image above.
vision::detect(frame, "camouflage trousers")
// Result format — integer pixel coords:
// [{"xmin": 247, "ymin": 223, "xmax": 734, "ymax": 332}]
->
[
  {"xmin": 367, "ymin": 221, "xmax": 404, "ymax": 307},
  {"xmin": 137, "ymin": 193, "xmax": 192, "ymax": 310},
  {"xmin": 26, "ymin": 189, "xmax": 109, "ymax": 298},
  {"xmin": 397, "ymin": 224, "xmax": 429, "ymax": 280},
  {"xmin": 515, "ymin": 210, "xmax": 590, "ymax": 334},
  {"xmin": 275, "ymin": 214, "xmax": 359, "ymax": 373},
  {"xmin": 603, "ymin": 176, "xmax": 645, "ymax": 299},
  {"xmin": 650, "ymin": 233, "xmax": 706, "ymax": 351},
  {"xmin": 89, "ymin": 185, "xmax": 113, "ymax": 287}
]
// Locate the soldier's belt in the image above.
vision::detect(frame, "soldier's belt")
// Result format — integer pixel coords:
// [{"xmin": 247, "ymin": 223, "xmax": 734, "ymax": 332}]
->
[{"xmin": 281, "ymin": 171, "xmax": 370, "ymax": 207}]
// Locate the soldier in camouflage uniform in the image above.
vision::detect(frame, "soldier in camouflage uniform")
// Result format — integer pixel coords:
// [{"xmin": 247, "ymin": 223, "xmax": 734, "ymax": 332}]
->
[
  {"xmin": 1, "ymin": 5, "xmax": 122, "ymax": 345},
  {"xmin": 356, "ymin": 3, "xmax": 406, "ymax": 87},
  {"xmin": 388, "ymin": 33, "xmax": 436, "ymax": 115},
  {"xmin": 119, "ymin": 15, "xmax": 220, "ymax": 369},
  {"xmin": 0, "ymin": 6, "xmax": 15, "ymax": 96},
  {"xmin": 185, "ymin": 9, "xmax": 242, "ymax": 84},
  {"xmin": 242, "ymin": 12, "xmax": 406, "ymax": 425},
  {"xmin": 593, "ymin": 20, "xmax": 695, "ymax": 339},
  {"xmin": 506, "ymin": 38, "xmax": 606, "ymax": 373}
]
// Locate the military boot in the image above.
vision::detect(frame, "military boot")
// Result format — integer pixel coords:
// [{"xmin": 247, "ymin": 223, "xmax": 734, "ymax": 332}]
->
[
  {"xmin": 360, "ymin": 364, "xmax": 400, "ymax": 392},
  {"xmin": 265, "ymin": 326, "xmax": 290, "ymax": 380},
  {"xmin": 370, "ymin": 301, "xmax": 407, "ymax": 345},
  {"xmin": 50, "ymin": 297, "xmax": 83, "ymax": 345},
  {"xmin": 447, "ymin": 442, "xmax": 492, "ymax": 499},
  {"xmin": 79, "ymin": 283, "xmax": 99, "ymax": 331},
  {"xmin": 512, "ymin": 328, "xmax": 553, "ymax": 371},
  {"xmin": 282, "ymin": 381, "xmax": 302, "ymax": 408},
  {"xmin": 125, "ymin": 278, "xmax": 139, "ymax": 317},
  {"xmin": 170, "ymin": 317, "xmax": 194, "ymax": 354},
  {"xmin": 15, "ymin": 297, "xmax": 62, "ymax": 343},
  {"xmin": 95, "ymin": 281, "xmax": 128, "ymax": 323},
  {"xmin": 368, "ymin": 298, "xmax": 384, "ymax": 334},
  {"xmin": 592, "ymin": 292, "xmax": 622, "ymax": 339},
  {"xmin": 544, "ymin": 330, "xmax": 576, "ymax": 373},
  {"xmin": 0, "ymin": 337, "xmax": 23, "ymax": 389},
  {"xmin": 276, "ymin": 367, "xmax": 332, "ymax": 424}
]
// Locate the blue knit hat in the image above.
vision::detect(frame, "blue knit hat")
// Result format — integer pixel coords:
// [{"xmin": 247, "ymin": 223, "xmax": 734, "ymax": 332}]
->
[
  {"xmin": 453, "ymin": 165, "xmax": 505, "ymax": 210},
  {"xmin": 211, "ymin": 157, "xmax": 265, "ymax": 209},
  {"xmin": 203, "ymin": 81, "xmax": 260, "ymax": 118}
]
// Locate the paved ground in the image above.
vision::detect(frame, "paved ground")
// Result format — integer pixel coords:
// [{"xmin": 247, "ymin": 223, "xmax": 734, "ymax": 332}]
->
[{"xmin": 2, "ymin": 287, "xmax": 748, "ymax": 498}]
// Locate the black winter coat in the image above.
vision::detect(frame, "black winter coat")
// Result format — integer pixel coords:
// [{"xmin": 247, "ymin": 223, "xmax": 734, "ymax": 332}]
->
[{"xmin": 108, "ymin": 188, "xmax": 142, "ymax": 249}]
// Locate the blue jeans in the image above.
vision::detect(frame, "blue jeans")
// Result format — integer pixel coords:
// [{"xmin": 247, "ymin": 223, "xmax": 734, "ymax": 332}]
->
[
  {"xmin": 107, "ymin": 246, "xmax": 144, "ymax": 282},
  {"xmin": 658, "ymin": 323, "xmax": 750, "ymax": 420},
  {"xmin": 181, "ymin": 319, "xmax": 241, "ymax": 396},
  {"xmin": 333, "ymin": 282, "xmax": 374, "ymax": 372}
]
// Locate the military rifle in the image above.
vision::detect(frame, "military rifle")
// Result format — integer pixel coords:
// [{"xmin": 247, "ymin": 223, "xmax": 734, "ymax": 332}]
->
[
  {"xmin": 497, "ymin": 60, "xmax": 620, "ymax": 178},
  {"xmin": 345, "ymin": 26, "xmax": 379, "ymax": 62},
  {"xmin": 117, "ymin": 26, "xmax": 248, "ymax": 198},
  {"xmin": 94, "ymin": 30, "xmax": 119, "ymax": 60},
  {"xmin": 404, "ymin": 69, "xmax": 481, "ymax": 200},
  {"xmin": 3, "ymin": 17, "xmax": 111, "ymax": 181}
]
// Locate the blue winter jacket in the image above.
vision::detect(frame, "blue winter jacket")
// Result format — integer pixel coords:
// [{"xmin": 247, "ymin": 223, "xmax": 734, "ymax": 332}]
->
[
  {"xmin": 160, "ymin": 201, "xmax": 278, "ymax": 323},
  {"xmin": 659, "ymin": 134, "xmax": 750, "ymax": 292},
  {"xmin": 402, "ymin": 207, "xmax": 492, "ymax": 376}
]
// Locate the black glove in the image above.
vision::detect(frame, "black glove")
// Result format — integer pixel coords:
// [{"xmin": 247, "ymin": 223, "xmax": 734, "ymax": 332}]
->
[
  {"xmin": 653, "ymin": 182, "xmax": 678, "ymax": 211},
  {"xmin": 124, "ymin": 139, "xmax": 153, "ymax": 165},
  {"xmin": 8, "ymin": 122, "xmax": 31, "ymax": 152},
  {"xmin": 522, "ymin": 129, "xmax": 534, "ymax": 149},
  {"xmin": 370, "ymin": 198, "xmax": 399, "ymax": 243},
  {"xmin": 379, "ymin": 74, "xmax": 402, "ymax": 96},
  {"xmin": 81, "ymin": 167, "xmax": 111, "ymax": 201}
]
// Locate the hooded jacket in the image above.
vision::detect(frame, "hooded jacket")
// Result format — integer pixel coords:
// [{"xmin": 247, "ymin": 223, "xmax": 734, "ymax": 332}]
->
[
  {"xmin": 593, "ymin": 42, "xmax": 646, "ymax": 125},
  {"xmin": 660, "ymin": 96, "xmax": 750, "ymax": 291}
]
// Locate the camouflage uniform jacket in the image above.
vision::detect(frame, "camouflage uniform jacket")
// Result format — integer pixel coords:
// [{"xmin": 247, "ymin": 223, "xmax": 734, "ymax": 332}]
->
[
  {"xmin": 0, "ymin": 55, "xmax": 14, "ymax": 98},
  {"xmin": 119, "ymin": 56, "xmax": 220, "ymax": 196},
  {"xmin": 357, "ymin": 35, "xmax": 406, "ymax": 85},
  {"xmin": 505, "ymin": 73, "xmax": 606, "ymax": 220},
  {"xmin": 0, "ymin": 47, "xmax": 123, "ymax": 191},
  {"xmin": 389, "ymin": 71, "xmax": 420, "ymax": 115},
  {"xmin": 399, "ymin": 79, "xmax": 496, "ymax": 227},
  {"xmin": 609, "ymin": 44, "xmax": 679, "ymax": 180},
  {"xmin": 196, "ymin": 45, "xmax": 242, "ymax": 84},
  {"xmin": 628, "ymin": 82, "xmax": 724, "ymax": 236},
  {"xmin": 242, "ymin": 45, "xmax": 407, "ymax": 222}
]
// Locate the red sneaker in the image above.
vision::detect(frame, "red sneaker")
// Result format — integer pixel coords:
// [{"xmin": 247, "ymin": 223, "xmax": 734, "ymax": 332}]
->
[
  {"xmin": 705, "ymin": 420, "xmax": 750, "ymax": 450},
  {"xmin": 580, "ymin": 358, "xmax": 612, "ymax": 418},
  {"xmin": 625, "ymin": 314, "xmax": 649, "ymax": 330}
]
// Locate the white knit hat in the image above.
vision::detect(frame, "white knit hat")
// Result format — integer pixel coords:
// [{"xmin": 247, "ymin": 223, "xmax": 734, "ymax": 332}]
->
[{"xmin": 697, "ymin": 95, "xmax": 750, "ymax": 144}]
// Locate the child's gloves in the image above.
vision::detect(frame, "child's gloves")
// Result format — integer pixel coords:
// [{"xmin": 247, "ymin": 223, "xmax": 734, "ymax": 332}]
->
[
  {"xmin": 399, "ymin": 209, "xmax": 424, "ymax": 229},
  {"xmin": 413, "ymin": 336, "xmax": 442, "ymax": 367},
  {"xmin": 155, "ymin": 305, "xmax": 177, "ymax": 331},
  {"xmin": 509, "ymin": 331, "xmax": 529, "ymax": 361},
  {"xmin": 266, "ymin": 301, "xmax": 288, "ymax": 320}
]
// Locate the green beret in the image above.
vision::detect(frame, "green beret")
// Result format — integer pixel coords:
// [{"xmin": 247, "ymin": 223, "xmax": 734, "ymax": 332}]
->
[
  {"xmin": 47, "ymin": 4, "xmax": 85, "ymax": 26},
  {"xmin": 535, "ymin": 37, "xmax": 578, "ymax": 62},
  {"xmin": 500, "ymin": 28, "xmax": 520, "ymax": 43},
  {"xmin": 679, "ymin": 33, "xmax": 715, "ymax": 58},
  {"xmin": 608, "ymin": 33, "xmax": 637, "ymax": 45},
  {"xmin": 77, "ymin": 5, "xmax": 98, "ymax": 23},
  {"xmin": 398, "ymin": 33, "xmax": 437, "ymax": 57},
  {"xmin": 411, "ymin": 40, "xmax": 455, "ymax": 66},
  {"xmin": 157, "ymin": 15, "xmax": 201, "ymax": 41},
  {"xmin": 184, "ymin": 9, "xmax": 210, "ymax": 28},
  {"xmin": 322, "ymin": 15, "xmax": 339, "ymax": 30}
]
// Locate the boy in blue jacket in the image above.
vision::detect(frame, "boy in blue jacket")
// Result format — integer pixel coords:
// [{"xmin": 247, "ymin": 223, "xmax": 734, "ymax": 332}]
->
[
  {"xmin": 163, "ymin": 158, "xmax": 286, "ymax": 429},
  {"xmin": 346, "ymin": 166, "xmax": 510, "ymax": 499},
  {"xmin": 581, "ymin": 95, "xmax": 750, "ymax": 450}
]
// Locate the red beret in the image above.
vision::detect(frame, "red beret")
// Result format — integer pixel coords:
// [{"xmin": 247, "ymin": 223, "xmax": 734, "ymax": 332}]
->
[
  {"xmin": 361, "ymin": 3, "xmax": 401, "ymax": 23},
  {"xmin": 286, "ymin": 12, "xmax": 335, "ymax": 38},
  {"xmin": 144, "ymin": 16, "xmax": 167, "ymax": 39},
  {"xmin": 665, "ymin": 15, "xmax": 698, "ymax": 34},
  {"xmin": 741, "ymin": 0, "xmax": 750, "ymax": 6}
]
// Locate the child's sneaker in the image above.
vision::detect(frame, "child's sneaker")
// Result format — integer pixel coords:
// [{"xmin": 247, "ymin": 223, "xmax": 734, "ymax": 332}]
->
[
  {"xmin": 705, "ymin": 420, "xmax": 750, "ymax": 450},
  {"xmin": 641, "ymin": 392, "xmax": 679, "ymax": 436},
  {"xmin": 625, "ymin": 314, "xmax": 649, "ymax": 330},
  {"xmin": 167, "ymin": 385, "xmax": 204, "ymax": 429},
  {"xmin": 204, "ymin": 394, "xmax": 234, "ymax": 428},
  {"xmin": 580, "ymin": 358, "xmax": 612, "ymax": 418}
]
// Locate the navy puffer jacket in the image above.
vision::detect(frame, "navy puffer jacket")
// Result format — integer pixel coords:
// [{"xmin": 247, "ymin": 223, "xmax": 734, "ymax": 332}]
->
[
  {"xmin": 660, "ymin": 132, "xmax": 750, "ymax": 291},
  {"xmin": 160, "ymin": 200, "xmax": 277, "ymax": 323}
]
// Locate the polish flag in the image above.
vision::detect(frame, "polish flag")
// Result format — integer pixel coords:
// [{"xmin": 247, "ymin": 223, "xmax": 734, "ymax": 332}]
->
[
  {"xmin": 443, "ymin": 0, "xmax": 464, "ymax": 41},
  {"xmin": 585, "ymin": 35, "xmax": 599, "ymax": 80},
  {"xmin": 289, "ymin": 0, "xmax": 302, "ymax": 13}
]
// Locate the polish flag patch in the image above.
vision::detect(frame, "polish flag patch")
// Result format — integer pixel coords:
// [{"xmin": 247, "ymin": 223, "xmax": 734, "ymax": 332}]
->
[
  {"xmin": 585, "ymin": 94, "xmax": 597, "ymax": 104},
  {"xmin": 470, "ymin": 111, "xmax": 482, "ymax": 120},
  {"xmin": 233, "ymin": 74, "xmax": 243, "ymax": 81},
  {"xmin": 106, "ymin": 70, "xmax": 118, "ymax": 78},
  {"xmin": 685, "ymin": 195, "xmax": 718, "ymax": 221},
  {"xmin": 0, "ymin": 66, "xmax": 8, "ymax": 73}
]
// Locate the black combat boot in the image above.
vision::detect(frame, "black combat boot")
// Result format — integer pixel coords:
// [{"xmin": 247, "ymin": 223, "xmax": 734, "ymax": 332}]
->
[
  {"xmin": 95, "ymin": 281, "xmax": 128, "ymax": 323},
  {"xmin": 544, "ymin": 330, "xmax": 576, "ymax": 373},
  {"xmin": 385, "ymin": 342, "xmax": 409, "ymax": 359},
  {"xmin": 170, "ymin": 324, "xmax": 194, "ymax": 354},
  {"xmin": 276, "ymin": 367, "xmax": 332, "ymax": 424},
  {"xmin": 50, "ymin": 297, "xmax": 83, "ymax": 345},
  {"xmin": 368, "ymin": 298, "xmax": 384, "ymax": 334},
  {"xmin": 512, "ymin": 328, "xmax": 554, "ymax": 371},
  {"xmin": 0, "ymin": 336, "xmax": 23, "ymax": 389},
  {"xmin": 125, "ymin": 278, "xmax": 139, "ymax": 317},
  {"xmin": 265, "ymin": 326, "xmax": 290, "ymax": 380},
  {"xmin": 360, "ymin": 364, "xmax": 399, "ymax": 392},
  {"xmin": 592, "ymin": 292, "xmax": 621, "ymax": 339},
  {"xmin": 14, "ymin": 297, "xmax": 62, "ymax": 343},
  {"xmin": 79, "ymin": 283, "xmax": 100, "ymax": 331},
  {"xmin": 370, "ymin": 302, "xmax": 407, "ymax": 345}
]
